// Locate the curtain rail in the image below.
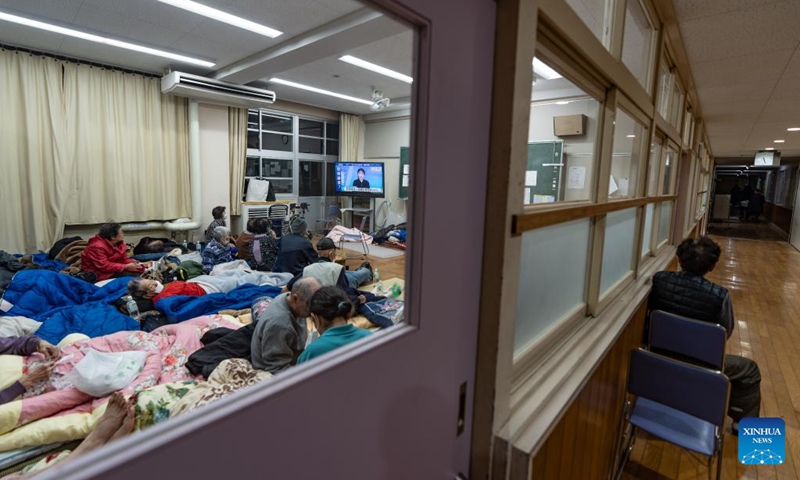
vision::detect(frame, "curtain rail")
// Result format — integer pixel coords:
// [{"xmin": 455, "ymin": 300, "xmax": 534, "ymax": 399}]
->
[{"xmin": 0, "ymin": 43, "xmax": 160, "ymax": 78}]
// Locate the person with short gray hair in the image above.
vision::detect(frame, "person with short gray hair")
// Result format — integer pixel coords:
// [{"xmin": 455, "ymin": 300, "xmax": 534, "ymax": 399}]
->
[
  {"xmin": 201, "ymin": 226, "xmax": 234, "ymax": 274},
  {"xmin": 273, "ymin": 217, "xmax": 318, "ymax": 275},
  {"xmin": 250, "ymin": 277, "xmax": 322, "ymax": 372}
]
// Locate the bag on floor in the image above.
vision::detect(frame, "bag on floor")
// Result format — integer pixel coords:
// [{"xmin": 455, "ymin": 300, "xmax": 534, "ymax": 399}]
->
[
  {"xmin": 245, "ymin": 178, "xmax": 271, "ymax": 202},
  {"xmin": 358, "ymin": 298, "xmax": 404, "ymax": 329},
  {"xmin": 68, "ymin": 349, "xmax": 148, "ymax": 397}
]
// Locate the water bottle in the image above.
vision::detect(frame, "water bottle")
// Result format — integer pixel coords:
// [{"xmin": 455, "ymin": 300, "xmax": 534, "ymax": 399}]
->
[
  {"xmin": 124, "ymin": 295, "xmax": 140, "ymax": 321},
  {"xmin": 182, "ymin": 239, "xmax": 188, "ymax": 252},
  {"xmin": 373, "ymin": 268, "xmax": 380, "ymax": 283}
]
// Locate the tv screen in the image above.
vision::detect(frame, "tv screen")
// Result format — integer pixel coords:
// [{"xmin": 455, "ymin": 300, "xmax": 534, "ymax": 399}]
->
[{"xmin": 334, "ymin": 162, "xmax": 385, "ymax": 198}]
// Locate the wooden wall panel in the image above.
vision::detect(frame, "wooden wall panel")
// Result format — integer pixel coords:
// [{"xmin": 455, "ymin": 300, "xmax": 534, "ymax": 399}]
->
[
  {"xmin": 764, "ymin": 202, "xmax": 792, "ymax": 234},
  {"xmin": 529, "ymin": 299, "xmax": 647, "ymax": 479}
]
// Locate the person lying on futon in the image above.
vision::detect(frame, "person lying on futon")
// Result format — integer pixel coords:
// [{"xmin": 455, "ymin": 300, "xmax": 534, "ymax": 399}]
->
[
  {"xmin": 0, "ymin": 336, "xmax": 61, "ymax": 405},
  {"xmin": 81, "ymin": 223, "xmax": 147, "ymax": 281}
]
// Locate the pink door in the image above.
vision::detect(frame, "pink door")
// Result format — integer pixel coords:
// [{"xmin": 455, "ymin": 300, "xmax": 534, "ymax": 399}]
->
[{"xmin": 44, "ymin": 0, "xmax": 497, "ymax": 479}]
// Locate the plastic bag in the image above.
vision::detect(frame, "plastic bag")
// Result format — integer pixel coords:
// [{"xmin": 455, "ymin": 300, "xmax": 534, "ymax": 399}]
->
[
  {"xmin": 67, "ymin": 349, "xmax": 148, "ymax": 397},
  {"xmin": 245, "ymin": 178, "xmax": 271, "ymax": 202}
]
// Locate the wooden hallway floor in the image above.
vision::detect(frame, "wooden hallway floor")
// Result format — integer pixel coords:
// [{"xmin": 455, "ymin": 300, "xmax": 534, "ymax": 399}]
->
[{"xmin": 621, "ymin": 235, "xmax": 800, "ymax": 479}]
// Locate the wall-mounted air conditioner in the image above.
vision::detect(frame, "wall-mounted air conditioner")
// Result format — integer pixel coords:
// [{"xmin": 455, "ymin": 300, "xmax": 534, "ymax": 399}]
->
[{"xmin": 161, "ymin": 72, "xmax": 276, "ymax": 108}]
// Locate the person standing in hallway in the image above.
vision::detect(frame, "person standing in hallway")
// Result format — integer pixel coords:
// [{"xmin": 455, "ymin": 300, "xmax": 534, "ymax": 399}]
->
[{"xmin": 648, "ymin": 236, "xmax": 761, "ymax": 434}]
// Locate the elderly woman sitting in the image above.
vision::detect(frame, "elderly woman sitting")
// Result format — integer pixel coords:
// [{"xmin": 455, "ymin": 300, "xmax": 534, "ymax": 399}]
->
[{"xmin": 202, "ymin": 226, "xmax": 234, "ymax": 274}]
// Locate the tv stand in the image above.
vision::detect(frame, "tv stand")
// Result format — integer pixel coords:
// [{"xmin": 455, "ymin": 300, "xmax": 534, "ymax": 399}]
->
[{"xmin": 340, "ymin": 197, "xmax": 374, "ymax": 232}]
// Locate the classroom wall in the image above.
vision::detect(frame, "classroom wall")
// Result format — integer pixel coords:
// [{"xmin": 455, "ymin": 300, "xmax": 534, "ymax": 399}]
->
[
  {"xmin": 364, "ymin": 116, "xmax": 410, "ymax": 220},
  {"xmin": 528, "ymin": 99, "xmax": 599, "ymax": 201}
]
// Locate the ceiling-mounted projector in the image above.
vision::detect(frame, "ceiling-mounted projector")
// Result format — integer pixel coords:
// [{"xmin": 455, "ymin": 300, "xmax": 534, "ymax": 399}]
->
[{"xmin": 371, "ymin": 89, "xmax": 391, "ymax": 111}]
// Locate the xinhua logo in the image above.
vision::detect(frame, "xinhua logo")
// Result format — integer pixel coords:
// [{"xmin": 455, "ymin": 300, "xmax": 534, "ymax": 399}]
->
[{"xmin": 739, "ymin": 418, "xmax": 786, "ymax": 465}]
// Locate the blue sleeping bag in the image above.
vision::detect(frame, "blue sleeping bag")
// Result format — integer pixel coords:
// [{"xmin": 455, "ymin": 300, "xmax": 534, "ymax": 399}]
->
[
  {"xmin": 157, "ymin": 284, "xmax": 282, "ymax": 324},
  {"xmin": 1, "ymin": 270, "xmax": 139, "ymax": 344}
]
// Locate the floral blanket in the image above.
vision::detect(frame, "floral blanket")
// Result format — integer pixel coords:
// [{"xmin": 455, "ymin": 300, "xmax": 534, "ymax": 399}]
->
[{"xmin": 0, "ymin": 315, "xmax": 240, "ymax": 452}]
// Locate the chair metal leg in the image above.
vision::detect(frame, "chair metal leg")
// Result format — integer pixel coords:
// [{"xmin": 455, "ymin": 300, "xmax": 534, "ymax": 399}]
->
[{"xmin": 715, "ymin": 433, "xmax": 724, "ymax": 480}]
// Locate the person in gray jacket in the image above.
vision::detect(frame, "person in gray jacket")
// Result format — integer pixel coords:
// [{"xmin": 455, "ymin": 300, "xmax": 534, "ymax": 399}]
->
[{"xmin": 250, "ymin": 277, "xmax": 321, "ymax": 373}]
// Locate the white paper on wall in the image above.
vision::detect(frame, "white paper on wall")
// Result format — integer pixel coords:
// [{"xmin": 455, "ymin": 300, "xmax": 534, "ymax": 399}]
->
[
  {"xmin": 608, "ymin": 175, "xmax": 619, "ymax": 195},
  {"xmin": 618, "ymin": 178, "xmax": 629, "ymax": 196},
  {"xmin": 524, "ymin": 187, "xmax": 531, "ymax": 204},
  {"xmin": 567, "ymin": 166, "xmax": 586, "ymax": 189},
  {"xmin": 525, "ymin": 170, "xmax": 538, "ymax": 186},
  {"xmin": 402, "ymin": 175, "xmax": 409, "ymax": 187},
  {"xmin": 403, "ymin": 165, "xmax": 409, "ymax": 174}
]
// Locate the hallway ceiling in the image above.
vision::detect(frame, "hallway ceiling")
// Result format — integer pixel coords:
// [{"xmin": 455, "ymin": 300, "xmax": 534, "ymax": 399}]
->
[
  {"xmin": 0, "ymin": 0, "xmax": 413, "ymax": 115},
  {"xmin": 673, "ymin": 0, "xmax": 800, "ymax": 159}
]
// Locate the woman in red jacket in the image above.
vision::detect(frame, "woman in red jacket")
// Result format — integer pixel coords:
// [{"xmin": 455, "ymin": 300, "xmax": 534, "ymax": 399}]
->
[{"xmin": 80, "ymin": 223, "xmax": 147, "ymax": 281}]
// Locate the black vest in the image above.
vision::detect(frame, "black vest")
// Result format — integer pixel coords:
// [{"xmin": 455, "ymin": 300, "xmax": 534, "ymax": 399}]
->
[{"xmin": 648, "ymin": 271, "xmax": 728, "ymax": 324}]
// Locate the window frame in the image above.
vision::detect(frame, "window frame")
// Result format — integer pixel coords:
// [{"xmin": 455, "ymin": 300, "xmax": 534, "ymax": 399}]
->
[{"xmin": 245, "ymin": 110, "xmax": 339, "ymax": 198}]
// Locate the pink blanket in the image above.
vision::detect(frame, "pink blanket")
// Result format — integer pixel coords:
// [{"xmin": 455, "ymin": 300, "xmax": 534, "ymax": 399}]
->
[{"xmin": 0, "ymin": 315, "xmax": 240, "ymax": 448}]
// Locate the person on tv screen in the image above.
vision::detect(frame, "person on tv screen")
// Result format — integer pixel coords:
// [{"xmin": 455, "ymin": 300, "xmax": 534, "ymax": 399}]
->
[{"xmin": 352, "ymin": 168, "xmax": 370, "ymax": 189}]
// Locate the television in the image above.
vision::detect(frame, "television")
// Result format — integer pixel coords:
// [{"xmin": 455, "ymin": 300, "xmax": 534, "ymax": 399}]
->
[{"xmin": 334, "ymin": 162, "xmax": 385, "ymax": 198}]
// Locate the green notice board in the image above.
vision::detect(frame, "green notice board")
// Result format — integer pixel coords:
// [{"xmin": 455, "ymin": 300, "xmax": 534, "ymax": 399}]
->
[
  {"xmin": 525, "ymin": 141, "xmax": 563, "ymax": 203},
  {"xmin": 399, "ymin": 146, "xmax": 410, "ymax": 199}
]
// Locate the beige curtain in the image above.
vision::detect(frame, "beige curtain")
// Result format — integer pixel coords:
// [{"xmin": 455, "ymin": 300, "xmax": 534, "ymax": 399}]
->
[
  {"xmin": 0, "ymin": 50, "xmax": 71, "ymax": 253},
  {"xmin": 63, "ymin": 64, "xmax": 191, "ymax": 224},
  {"xmin": 228, "ymin": 107, "xmax": 248, "ymax": 215},
  {"xmin": 340, "ymin": 113, "xmax": 364, "ymax": 162}
]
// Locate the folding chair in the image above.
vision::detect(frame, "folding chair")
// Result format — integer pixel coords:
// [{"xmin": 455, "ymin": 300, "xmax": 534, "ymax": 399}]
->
[
  {"xmin": 649, "ymin": 310, "xmax": 727, "ymax": 369},
  {"xmin": 338, "ymin": 214, "xmax": 370, "ymax": 258},
  {"xmin": 617, "ymin": 349, "xmax": 730, "ymax": 480},
  {"xmin": 268, "ymin": 204, "xmax": 289, "ymax": 238},
  {"xmin": 315, "ymin": 204, "xmax": 341, "ymax": 234}
]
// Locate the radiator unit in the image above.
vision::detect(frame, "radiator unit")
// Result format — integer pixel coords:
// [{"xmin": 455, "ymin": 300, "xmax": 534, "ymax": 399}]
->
[{"xmin": 242, "ymin": 204, "xmax": 271, "ymax": 223}]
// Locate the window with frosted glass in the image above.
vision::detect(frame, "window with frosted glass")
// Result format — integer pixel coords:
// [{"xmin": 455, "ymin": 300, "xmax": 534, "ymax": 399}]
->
[
  {"xmin": 600, "ymin": 207, "xmax": 636, "ymax": 296},
  {"xmin": 514, "ymin": 219, "xmax": 590, "ymax": 355},
  {"xmin": 621, "ymin": 0, "xmax": 655, "ymax": 93},
  {"xmin": 564, "ymin": 0, "xmax": 611, "ymax": 47},
  {"xmin": 658, "ymin": 201, "xmax": 672, "ymax": 245},
  {"xmin": 683, "ymin": 112, "xmax": 694, "ymax": 146},
  {"xmin": 526, "ymin": 58, "xmax": 601, "ymax": 205},
  {"xmin": 662, "ymin": 146, "xmax": 677, "ymax": 194},
  {"xmin": 610, "ymin": 109, "xmax": 647, "ymax": 199},
  {"xmin": 647, "ymin": 138, "xmax": 662, "ymax": 195},
  {"xmin": 656, "ymin": 61, "xmax": 670, "ymax": 119},
  {"xmin": 669, "ymin": 82, "xmax": 684, "ymax": 129},
  {"xmin": 641, "ymin": 203, "xmax": 654, "ymax": 258}
]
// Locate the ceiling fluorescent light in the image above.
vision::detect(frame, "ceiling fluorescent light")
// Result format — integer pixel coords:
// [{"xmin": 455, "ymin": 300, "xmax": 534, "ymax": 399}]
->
[
  {"xmin": 157, "ymin": 0, "xmax": 282, "ymax": 38},
  {"xmin": 338, "ymin": 55, "xmax": 412, "ymax": 84},
  {"xmin": 774, "ymin": 139, "xmax": 785, "ymax": 143},
  {"xmin": 0, "ymin": 10, "xmax": 214, "ymax": 67},
  {"xmin": 788, "ymin": 127, "xmax": 800, "ymax": 131},
  {"xmin": 626, "ymin": 134, "xmax": 636, "ymax": 138},
  {"xmin": 765, "ymin": 147, "xmax": 775, "ymax": 150},
  {"xmin": 269, "ymin": 78, "xmax": 372, "ymax": 105},
  {"xmin": 532, "ymin": 57, "xmax": 562, "ymax": 80}
]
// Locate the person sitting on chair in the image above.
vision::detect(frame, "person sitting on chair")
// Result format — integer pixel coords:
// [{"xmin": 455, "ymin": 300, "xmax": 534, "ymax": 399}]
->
[
  {"xmin": 273, "ymin": 218, "xmax": 318, "ymax": 276},
  {"xmin": 202, "ymin": 226, "xmax": 234, "ymax": 274},
  {"xmin": 648, "ymin": 236, "xmax": 761, "ymax": 434},
  {"xmin": 352, "ymin": 168, "xmax": 370, "ymax": 189}
]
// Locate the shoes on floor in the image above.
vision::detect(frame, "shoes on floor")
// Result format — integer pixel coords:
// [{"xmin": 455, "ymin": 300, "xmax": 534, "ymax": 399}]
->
[{"xmin": 360, "ymin": 261, "xmax": 373, "ymax": 279}]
